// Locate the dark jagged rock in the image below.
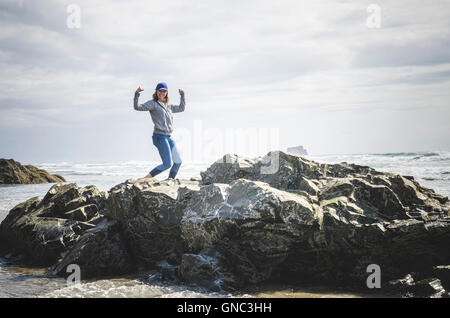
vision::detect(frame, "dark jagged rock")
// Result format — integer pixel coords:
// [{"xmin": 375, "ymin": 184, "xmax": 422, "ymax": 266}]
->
[
  {"xmin": 193, "ymin": 150, "xmax": 450, "ymax": 291},
  {"xmin": 388, "ymin": 273, "xmax": 448, "ymax": 298},
  {"xmin": 1, "ymin": 150, "xmax": 449, "ymax": 297},
  {"xmin": 431, "ymin": 266, "xmax": 450, "ymax": 290},
  {"xmin": 201, "ymin": 151, "xmax": 448, "ymax": 221},
  {"xmin": 0, "ymin": 159, "xmax": 65, "ymax": 184},
  {"xmin": 0, "ymin": 183, "xmax": 107, "ymax": 266},
  {"xmin": 181, "ymin": 178, "xmax": 318, "ymax": 285},
  {"xmin": 106, "ymin": 177, "xmax": 201, "ymax": 267},
  {"xmin": 49, "ymin": 219, "xmax": 133, "ymax": 279},
  {"xmin": 178, "ymin": 248, "xmax": 237, "ymax": 292},
  {"xmin": 147, "ymin": 260, "xmax": 180, "ymax": 284},
  {"xmin": 181, "ymin": 175, "xmax": 450, "ymax": 289}
]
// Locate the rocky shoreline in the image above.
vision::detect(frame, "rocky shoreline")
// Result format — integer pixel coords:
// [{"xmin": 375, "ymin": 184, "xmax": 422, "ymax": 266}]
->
[
  {"xmin": 0, "ymin": 159, "xmax": 65, "ymax": 184},
  {"xmin": 0, "ymin": 151, "xmax": 449, "ymax": 297}
]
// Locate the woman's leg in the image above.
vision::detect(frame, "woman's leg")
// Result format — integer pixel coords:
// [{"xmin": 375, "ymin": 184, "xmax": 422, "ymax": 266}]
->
[
  {"xmin": 150, "ymin": 134, "xmax": 173, "ymax": 177},
  {"xmin": 168, "ymin": 137, "xmax": 182, "ymax": 179}
]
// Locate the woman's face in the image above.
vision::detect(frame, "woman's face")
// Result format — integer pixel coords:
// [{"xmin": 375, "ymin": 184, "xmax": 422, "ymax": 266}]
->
[{"xmin": 157, "ymin": 89, "xmax": 167, "ymax": 100}]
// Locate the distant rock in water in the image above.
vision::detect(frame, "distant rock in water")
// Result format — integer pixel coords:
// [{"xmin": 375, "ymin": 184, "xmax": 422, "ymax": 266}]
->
[
  {"xmin": 286, "ymin": 145, "xmax": 308, "ymax": 155},
  {"xmin": 0, "ymin": 159, "xmax": 65, "ymax": 184},
  {"xmin": 1, "ymin": 150, "xmax": 449, "ymax": 297}
]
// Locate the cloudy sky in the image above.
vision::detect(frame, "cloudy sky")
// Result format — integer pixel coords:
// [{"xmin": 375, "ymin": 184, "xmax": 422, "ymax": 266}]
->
[{"xmin": 0, "ymin": 0, "xmax": 449, "ymax": 163}]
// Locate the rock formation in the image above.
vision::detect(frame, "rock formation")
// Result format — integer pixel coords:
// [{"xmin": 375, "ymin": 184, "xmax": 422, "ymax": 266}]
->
[
  {"xmin": 1, "ymin": 151, "xmax": 449, "ymax": 297},
  {"xmin": 286, "ymin": 145, "xmax": 308, "ymax": 156},
  {"xmin": 0, "ymin": 159, "xmax": 65, "ymax": 184},
  {"xmin": 0, "ymin": 183, "xmax": 106, "ymax": 265}
]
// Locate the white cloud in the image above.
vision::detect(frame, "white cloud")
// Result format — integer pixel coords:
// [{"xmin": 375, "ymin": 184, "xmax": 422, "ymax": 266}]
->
[{"xmin": 0, "ymin": 0, "xmax": 449, "ymax": 161}]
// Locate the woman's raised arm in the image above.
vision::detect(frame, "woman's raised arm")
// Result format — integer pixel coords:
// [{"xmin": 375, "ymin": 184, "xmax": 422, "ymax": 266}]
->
[
  {"xmin": 133, "ymin": 87, "xmax": 155, "ymax": 111},
  {"xmin": 169, "ymin": 89, "xmax": 185, "ymax": 113}
]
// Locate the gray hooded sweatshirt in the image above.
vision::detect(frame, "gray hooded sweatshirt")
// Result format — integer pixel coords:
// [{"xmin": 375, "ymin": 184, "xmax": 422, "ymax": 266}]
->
[{"xmin": 133, "ymin": 91, "xmax": 185, "ymax": 136}]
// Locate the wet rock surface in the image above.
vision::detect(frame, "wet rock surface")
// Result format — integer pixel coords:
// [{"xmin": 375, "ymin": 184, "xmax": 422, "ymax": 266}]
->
[
  {"xmin": 388, "ymin": 274, "xmax": 449, "ymax": 298},
  {"xmin": 178, "ymin": 248, "xmax": 236, "ymax": 292},
  {"xmin": 1, "ymin": 151, "xmax": 449, "ymax": 296},
  {"xmin": 0, "ymin": 183, "xmax": 107, "ymax": 266},
  {"xmin": 106, "ymin": 178, "xmax": 201, "ymax": 268},
  {"xmin": 49, "ymin": 219, "xmax": 133, "ymax": 279}
]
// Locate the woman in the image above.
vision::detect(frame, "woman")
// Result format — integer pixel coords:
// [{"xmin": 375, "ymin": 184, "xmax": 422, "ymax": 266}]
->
[{"xmin": 133, "ymin": 82, "xmax": 185, "ymax": 180}]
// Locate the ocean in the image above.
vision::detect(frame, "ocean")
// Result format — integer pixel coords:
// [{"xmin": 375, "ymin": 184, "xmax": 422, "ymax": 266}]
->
[{"xmin": 0, "ymin": 151, "xmax": 449, "ymax": 298}]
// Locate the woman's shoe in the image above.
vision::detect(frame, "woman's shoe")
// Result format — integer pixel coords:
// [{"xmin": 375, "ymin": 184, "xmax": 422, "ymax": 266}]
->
[{"xmin": 136, "ymin": 174, "xmax": 156, "ymax": 182}]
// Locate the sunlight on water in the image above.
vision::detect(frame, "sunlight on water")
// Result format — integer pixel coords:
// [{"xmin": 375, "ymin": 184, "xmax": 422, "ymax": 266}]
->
[{"xmin": 0, "ymin": 263, "xmax": 67, "ymax": 298}]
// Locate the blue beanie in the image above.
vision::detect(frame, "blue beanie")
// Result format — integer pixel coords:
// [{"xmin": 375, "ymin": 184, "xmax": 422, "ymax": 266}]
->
[{"xmin": 155, "ymin": 82, "xmax": 168, "ymax": 91}]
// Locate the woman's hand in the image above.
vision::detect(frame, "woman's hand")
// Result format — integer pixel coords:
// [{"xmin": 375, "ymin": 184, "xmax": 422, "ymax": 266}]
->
[
  {"xmin": 136, "ymin": 86, "xmax": 144, "ymax": 93},
  {"xmin": 178, "ymin": 88, "xmax": 184, "ymax": 95}
]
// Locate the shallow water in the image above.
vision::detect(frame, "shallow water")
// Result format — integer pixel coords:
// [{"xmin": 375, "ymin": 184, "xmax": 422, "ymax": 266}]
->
[
  {"xmin": 239, "ymin": 283, "xmax": 392, "ymax": 298},
  {"xmin": 0, "ymin": 263, "xmax": 386, "ymax": 298},
  {"xmin": 0, "ymin": 262, "xmax": 67, "ymax": 298}
]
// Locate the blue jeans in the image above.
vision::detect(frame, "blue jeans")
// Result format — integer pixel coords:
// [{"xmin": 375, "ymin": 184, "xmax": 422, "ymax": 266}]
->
[{"xmin": 150, "ymin": 133, "xmax": 182, "ymax": 179}]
